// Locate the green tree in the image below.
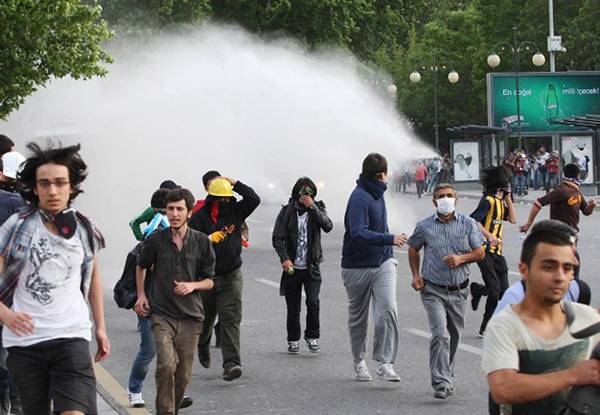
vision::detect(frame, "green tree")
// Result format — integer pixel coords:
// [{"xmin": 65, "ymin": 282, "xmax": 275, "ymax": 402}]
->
[
  {"xmin": 0, "ymin": 0, "xmax": 112, "ymax": 119},
  {"xmin": 394, "ymin": 4, "xmax": 487, "ymax": 150},
  {"xmin": 98, "ymin": 0, "xmax": 210, "ymax": 31}
]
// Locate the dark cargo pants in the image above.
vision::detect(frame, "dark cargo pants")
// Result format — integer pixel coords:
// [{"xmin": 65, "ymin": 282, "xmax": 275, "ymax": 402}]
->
[{"xmin": 198, "ymin": 268, "xmax": 243, "ymax": 368}]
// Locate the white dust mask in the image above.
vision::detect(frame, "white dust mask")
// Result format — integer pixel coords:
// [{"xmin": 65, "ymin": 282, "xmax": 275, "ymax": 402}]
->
[{"xmin": 436, "ymin": 197, "xmax": 455, "ymax": 216}]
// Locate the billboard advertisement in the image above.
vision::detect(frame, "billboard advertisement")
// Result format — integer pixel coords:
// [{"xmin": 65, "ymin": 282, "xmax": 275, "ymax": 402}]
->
[{"xmin": 487, "ymin": 72, "xmax": 600, "ymax": 133}]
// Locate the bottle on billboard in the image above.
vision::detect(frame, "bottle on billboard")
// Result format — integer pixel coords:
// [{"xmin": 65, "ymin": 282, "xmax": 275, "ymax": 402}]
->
[{"xmin": 545, "ymin": 83, "xmax": 560, "ymax": 122}]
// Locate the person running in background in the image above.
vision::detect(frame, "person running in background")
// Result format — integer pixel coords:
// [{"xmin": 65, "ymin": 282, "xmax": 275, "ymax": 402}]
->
[
  {"xmin": 415, "ymin": 161, "xmax": 428, "ymax": 198},
  {"xmin": 512, "ymin": 154, "xmax": 527, "ymax": 196},
  {"xmin": 470, "ymin": 167, "xmax": 516, "ymax": 337},
  {"xmin": 129, "ymin": 180, "xmax": 180, "ymax": 241},
  {"xmin": 546, "ymin": 151, "xmax": 560, "ymax": 191},
  {"xmin": 427, "ymin": 158, "xmax": 440, "ymax": 194},
  {"xmin": 272, "ymin": 177, "xmax": 333, "ymax": 354},
  {"xmin": 520, "ymin": 163, "xmax": 596, "ymax": 279}
]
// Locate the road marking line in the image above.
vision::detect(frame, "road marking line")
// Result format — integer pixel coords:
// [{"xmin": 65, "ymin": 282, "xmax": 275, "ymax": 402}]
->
[
  {"xmin": 403, "ymin": 328, "xmax": 482, "ymax": 356},
  {"xmin": 255, "ymin": 277, "xmax": 484, "ymax": 356},
  {"xmin": 255, "ymin": 277, "xmax": 305, "ymax": 297},
  {"xmin": 94, "ymin": 362, "xmax": 151, "ymax": 414}
]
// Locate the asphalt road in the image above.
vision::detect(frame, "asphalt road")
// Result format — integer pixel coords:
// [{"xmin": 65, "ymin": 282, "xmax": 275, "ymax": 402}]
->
[{"xmin": 98, "ymin": 192, "xmax": 600, "ymax": 415}]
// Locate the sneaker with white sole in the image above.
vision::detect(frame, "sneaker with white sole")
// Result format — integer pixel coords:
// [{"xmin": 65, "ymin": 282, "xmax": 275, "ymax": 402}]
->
[
  {"xmin": 305, "ymin": 338, "xmax": 320, "ymax": 353},
  {"xmin": 288, "ymin": 341, "xmax": 299, "ymax": 354},
  {"xmin": 127, "ymin": 390, "xmax": 145, "ymax": 408},
  {"xmin": 376, "ymin": 362, "xmax": 401, "ymax": 382},
  {"xmin": 354, "ymin": 360, "xmax": 372, "ymax": 382}
]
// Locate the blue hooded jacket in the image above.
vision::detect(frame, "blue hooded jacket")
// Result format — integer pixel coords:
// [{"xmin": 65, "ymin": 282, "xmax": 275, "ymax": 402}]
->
[{"xmin": 341, "ymin": 175, "xmax": 394, "ymax": 268}]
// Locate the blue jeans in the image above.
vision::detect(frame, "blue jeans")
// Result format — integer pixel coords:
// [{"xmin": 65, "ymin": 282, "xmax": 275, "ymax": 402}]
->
[
  {"xmin": 514, "ymin": 175, "xmax": 526, "ymax": 195},
  {"xmin": 128, "ymin": 315, "xmax": 155, "ymax": 394}
]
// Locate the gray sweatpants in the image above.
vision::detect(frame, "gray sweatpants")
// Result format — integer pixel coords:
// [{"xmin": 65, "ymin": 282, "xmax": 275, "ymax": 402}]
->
[
  {"xmin": 341, "ymin": 259, "xmax": 399, "ymax": 365},
  {"xmin": 420, "ymin": 282, "xmax": 468, "ymax": 389}
]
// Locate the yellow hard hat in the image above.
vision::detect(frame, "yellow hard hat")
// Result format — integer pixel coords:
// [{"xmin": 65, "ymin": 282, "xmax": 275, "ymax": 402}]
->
[{"xmin": 208, "ymin": 178, "xmax": 234, "ymax": 197}]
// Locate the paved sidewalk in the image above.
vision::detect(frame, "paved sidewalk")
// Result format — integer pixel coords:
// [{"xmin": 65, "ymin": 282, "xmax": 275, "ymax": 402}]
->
[
  {"xmin": 98, "ymin": 392, "xmax": 120, "ymax": 415},
  {"xmin": 95, "ymin": 363, "xmax": 151, "ymax": 415},
  {"xmin": 398, "ymin": 187, "xmax": 600, "ymax": 206}
]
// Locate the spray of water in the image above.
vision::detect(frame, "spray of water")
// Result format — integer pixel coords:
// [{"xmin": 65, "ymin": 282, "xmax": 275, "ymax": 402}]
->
[{"xmin": 0, "ymin": 24, "xmax": 434, "ymax": 267}]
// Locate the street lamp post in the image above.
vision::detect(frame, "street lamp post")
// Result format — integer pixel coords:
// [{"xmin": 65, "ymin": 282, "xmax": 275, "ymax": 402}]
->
[
  {"xmin": 410, "ymin": 51, "xmax": 459, "ymax": 154},
  {"xmin": 487, "ymin": 27, "xmax": 545, "ymax": 150}
]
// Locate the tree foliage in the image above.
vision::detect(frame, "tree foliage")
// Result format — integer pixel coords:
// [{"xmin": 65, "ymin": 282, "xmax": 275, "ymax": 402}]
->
[
  {"xmin": 5, "ymin": 0, "xmax": 600, "ymax": 148},
  {"xmin": 0, "ymin": 0, "xmax": 112, "ymax": 119}
]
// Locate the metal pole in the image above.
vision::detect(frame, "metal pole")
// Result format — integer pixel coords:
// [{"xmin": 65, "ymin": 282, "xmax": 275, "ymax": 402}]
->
[
  {"xmin": 513, "ymin": 27, "xmax": 523, "ymax": 150},
  {"xmin": 433, "ymin": 52, "xmax": 440, "ymax": 154},
  {"xmin": 548, "ymin": 0, "xmax": 556, "ymax": 72}
]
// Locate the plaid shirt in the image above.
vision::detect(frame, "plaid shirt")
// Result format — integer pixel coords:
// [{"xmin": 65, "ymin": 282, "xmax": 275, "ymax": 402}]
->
[
  {"xmin": 407, "ymin": 212, "xmax": 484, "ymax": 287},
  {"xmin": 0, "ymin": 206, "xmax": 105, "ymax": 308}
]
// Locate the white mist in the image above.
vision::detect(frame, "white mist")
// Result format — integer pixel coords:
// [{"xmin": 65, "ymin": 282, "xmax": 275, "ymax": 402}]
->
[{"xmin": 0, "ymin": 24, "xmax": 433, "ymax": 270}]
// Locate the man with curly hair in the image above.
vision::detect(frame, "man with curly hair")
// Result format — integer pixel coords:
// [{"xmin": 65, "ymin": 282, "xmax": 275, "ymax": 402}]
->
[{"xmin": 0, "ymin": 142, "xmax": 109, "ymax": 415}]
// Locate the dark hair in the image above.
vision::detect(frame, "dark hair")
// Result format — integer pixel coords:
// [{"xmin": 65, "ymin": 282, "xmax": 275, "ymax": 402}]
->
[
  {"xmin": 481, "ymin": 166, "xmax": 511, "ymax": 194},
  {"xmin": 165, "ymin": 188, "xmax": 195, "ymax": 211},
  {"xmin": 150, "ymin": 188, "xmax": 170, "ymax": 209},
  {"xmin": 291, "ymin": 177, "xmax": 317, "ymax": 198},
  {"xmin": 159, "ymin": 180, "xmax": 180, "ymax": 190},
  {"xmin": 202, "ymin": 170, "xmax": 221, "ymax": 188},
  {"xmin": 520, "ymin": 220, "xmax": 577, "ymax": 266},
  {"xmin": 361, "ymin": 153, "xmax": 387, "ymax": 179},
  {"xmin": 563, "ymin": 163, "xmax": 580, "ymax": 179},
  {"xmin": 0, "ymin": 135, "xmax": 15, "ymax": 157},
  {"xmin": 433, "ymin": 183, "xmax": 455, "ymax": 199},
  {"xmin": 18, "ymin": 142, "xmax": 87, "ymax": 206}
]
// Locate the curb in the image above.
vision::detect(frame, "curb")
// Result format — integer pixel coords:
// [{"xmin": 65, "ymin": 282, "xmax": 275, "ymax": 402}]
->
[{"xmin": 94, "ymin": 363, "xmax": 151, "ymax": 415}]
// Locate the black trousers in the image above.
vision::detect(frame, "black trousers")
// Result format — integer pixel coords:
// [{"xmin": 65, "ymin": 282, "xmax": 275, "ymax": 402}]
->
[
  {"xmin": 282, "ymin": 269, "xmax": 321, "ymax": 341},
  {"xmin": 7, "ymin": 338, "xmax": 97, "ymax": 415},
  {"xmin": 476, "ymin": 253, "xmax": 509, "ymax": 333},
  {"xmin": 416, "ymin": 180, "xmax": 425, "ymax": 198}
]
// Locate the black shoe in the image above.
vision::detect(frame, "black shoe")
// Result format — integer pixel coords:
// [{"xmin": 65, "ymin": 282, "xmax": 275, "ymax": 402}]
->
[
  {"xmin": 180, "ymin": 396, "xmax": 193, "ymax": 409},
  {"xmin": 198, "ymin": 346, "xmax": 211, "ymax": 368},
  {"xmin": 222, "ymin": 365, "xmax": 242, "ymax": 381},
  {"xmin": 470, "ymin": 282, "xmax": 483, "ymax": 311}
]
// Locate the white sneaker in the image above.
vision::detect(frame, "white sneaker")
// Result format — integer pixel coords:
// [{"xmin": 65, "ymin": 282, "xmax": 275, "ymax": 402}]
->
[
  {"xmin": 376, "ymin": 362, "xmax": 401, "ymax": 382},
  {"xmin": 354, "ymin": 360, "xmax": 372, "ymax": 382},
  {"xmin": 127, "ymin": 390, "xmax": 145, "ymax": 408}
]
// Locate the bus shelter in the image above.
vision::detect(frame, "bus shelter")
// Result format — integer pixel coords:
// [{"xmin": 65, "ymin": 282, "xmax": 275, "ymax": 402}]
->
[{"xmin": 447, "ymin": 124, "xmax": 509, "ymax": 183}]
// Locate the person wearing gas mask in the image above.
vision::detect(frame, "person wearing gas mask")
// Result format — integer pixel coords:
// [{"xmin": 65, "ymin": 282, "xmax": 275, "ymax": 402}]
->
[
  {"xmin": 189, "ymin": 177, "xmax": 260, "ymax": 381},
  {"xmin": 0, "ymin": 142, "xmax": 109, "ymax": 415},
  {"xmin": 407, "ymin": 183, "xmax": 485, "ymax": 400},
  {"xmin": 272, "ymin": 177, "xmax": 333, "ymax": 354},
  {"xmin": 469, "ymin": 166, "xmax": 517, "ymax": 338}
]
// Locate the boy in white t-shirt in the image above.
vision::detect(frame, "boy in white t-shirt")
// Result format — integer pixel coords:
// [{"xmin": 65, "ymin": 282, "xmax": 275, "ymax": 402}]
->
[
  {"xmin": 0, "ymin": 143, "xmax": 108, "ymax": 415},
  {"xmin": 482, "ymin": 220, "xmax": 600, "ymax": 415}
]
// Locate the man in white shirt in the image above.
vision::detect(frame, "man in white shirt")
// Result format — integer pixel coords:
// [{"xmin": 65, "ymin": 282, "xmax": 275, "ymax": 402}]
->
[{"xmin": 482, "ymin": 220, "xmax": 600, "ymax": 415}]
